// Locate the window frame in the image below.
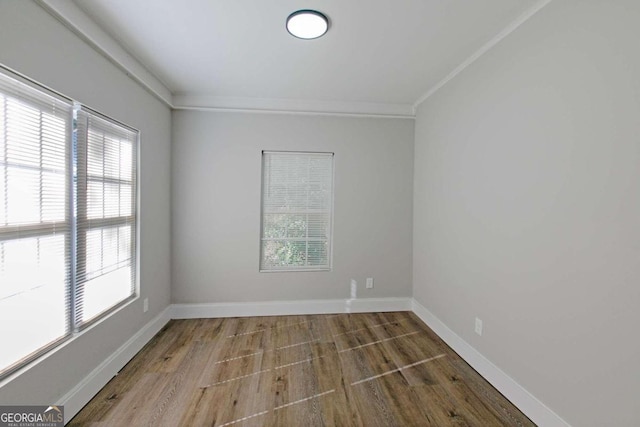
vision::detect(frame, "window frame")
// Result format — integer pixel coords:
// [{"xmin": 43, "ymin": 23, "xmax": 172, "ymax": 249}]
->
[{"xmin": 259, "ymin": 150, "xmax": 335, "ymax": 273}]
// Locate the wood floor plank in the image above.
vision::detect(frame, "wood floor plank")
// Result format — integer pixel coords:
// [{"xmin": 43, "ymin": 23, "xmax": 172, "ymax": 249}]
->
[
  {"xmin": 148, "ymin": 320, "xmax": 202, "ymax": 373},
  {"xmin": 67, "ymin": 321, "xmax": 181, "ymax": 426},
  {"xmin": 101, "ymin": 372, "xmax": 172, "ymax": 426},
  {"xmin": 149, "ymin": 341, "xmax": 220, "ymax": 427},
  {"xmin": 410, "ymin": 383, "xmax": 478, "ymax": 426},
  {"xmin": 311, "ymin": 349, "xmax": 363, "ymax": 426},
  {"xmin": 70, "ymin": 312, "xmax": 535, "ymax": 427},
  {"xmin": 192, "ymin": 318, "xmax": 226, "ymax": 342},
  {"xmin": 339, "ymin": 342, "xmax": 398, "ymax": 385},
  {"xmin": 326, "ymin": 313, "xmax": 374, "ymax": 336},
  {"xmin": 450, "ymin": 359, "xmax": 536, "ymax": 427},
  {"xmin": 272, "ymin": 322, "xmax": 315, "ymax": 349},
  {"xmin": 412, "ymin": 357, "xmax": 506, "ymax": 426},
  {"xmin": 381, "ymin": 332, "xmax": 447, "ymax": 386}
]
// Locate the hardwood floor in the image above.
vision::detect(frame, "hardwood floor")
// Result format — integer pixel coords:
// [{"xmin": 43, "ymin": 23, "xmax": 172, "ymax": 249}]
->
[{"xmin": 70, "ymin": 312, "xmax": 535, "ymax": 426}]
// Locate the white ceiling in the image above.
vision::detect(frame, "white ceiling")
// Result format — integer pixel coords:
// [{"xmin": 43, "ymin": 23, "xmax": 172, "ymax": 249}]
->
[{"xmin": 70, "ymin": 0, "xmax": 540, "ymax": 114}]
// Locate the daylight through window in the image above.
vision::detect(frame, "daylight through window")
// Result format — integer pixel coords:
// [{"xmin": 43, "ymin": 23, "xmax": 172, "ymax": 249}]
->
[
  {"xmin": 0, "ymin": 68, "xmax": 138, "ymax": 379},
  {"xmin": 260, "ymin": 151, "xmax": 333, "ymax": 271}
]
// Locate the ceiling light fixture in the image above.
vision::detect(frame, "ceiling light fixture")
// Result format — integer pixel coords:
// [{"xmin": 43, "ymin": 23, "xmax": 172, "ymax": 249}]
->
[{"xmin": 286, "ymin": 10, "xmax": 329, "ymax": 40}]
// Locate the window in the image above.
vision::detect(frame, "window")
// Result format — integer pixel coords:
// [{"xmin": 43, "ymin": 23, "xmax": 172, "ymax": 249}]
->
[
  {"xmin": 0, "ymin": 68, "xmax": 137, "ymax": 379},
  {"xmin": 0, "ymin": 71, "xmax": 72, "ymax": 379},
  {"xmin": 75, "ymin": 108, "xmax": 137, "ymax": 326},
  {"xmin": 260, "ymin": 151, "xmax": 333, "ymax": 271}
]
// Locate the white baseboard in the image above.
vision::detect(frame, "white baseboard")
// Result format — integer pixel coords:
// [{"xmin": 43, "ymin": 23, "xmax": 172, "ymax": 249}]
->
[
  {"xmin": 59, "ymin": 306, "xmax": 172, "ymax": 423},
  {"xmin": 55, "ymin": 297, "xmax": 568, "ymax": 426},
  {"xmin": 411, "ymin": 299, "xmax": 570, "ymax": 427},
  {"xmin": 171, "ymin": 297, "xmax": 412, "ymax": 319}
]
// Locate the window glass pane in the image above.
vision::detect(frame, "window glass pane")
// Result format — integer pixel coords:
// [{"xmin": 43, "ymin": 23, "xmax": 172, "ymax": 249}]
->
[
  {"xmin": 6, "ymin": 99, "xmax": 40, "ymax": 168},
  {"xmin": 42, "ymin": 171, "xmax": 66, "ymax": 222},
  {"xmin": 102, "ymin": 227, "xmax": 119, "ymax": 269},
  {"xmin": 87, "ymin": 130, "xmax": 104, "ymax": 177},
  {"xmin": 119, "ymin": 184, "xmax": 132, "ymax": 216},
  {"xmin": 80, "ymin": 266, "xmax": 131, "ymax": 322},
  {"xmin": 6, "ymin": 166, "xmax": 40, "ymax": 225},
  {"xmin": 103, "ymin": 135, "xmax": 121, "ymax": 180},
  {"xmin": 0, "ymin": 235, "xmax": 67, "ymax": 374},
  {"xmin": 286, "ymin": 214, "xmax": 306, "ymax": 238},
  {"xmin": 87, "ymin": 181, "xmax": 104, "ymax": 219},
  {"xmin": 262, "ymin": 214, "xmax": 286, "ymax": 238},
  {"xmin": 120, "ymin": 141, "xmax": 132, "ymax": 181},
  {"xmin": 41, "ymin": 112, "xmax": 66, "ymax": 172},
  {"xmin": 104, "ymin": 183, "xmax": 120, "ymax": 218},
  {"xmin": 86, "ymin": 229, "xmax": 102, "ymax": 275},
  {"xmin": 308, "ymin": 213, "xmax": 329, "ymax": 239},
  {"xmin": 307, "ymin": 241, "xmax": 328, "ymax": 266},
  {"xmin": 118, "ymin": 225, "xmax": 131, "ymax": 263},
  {"xmin": 261, "ymin": 240, "xmax": 307, "ymax": 269},
  {"xmin": 80, "ymin": 225, "xmax": 135, "ymax": 324}
]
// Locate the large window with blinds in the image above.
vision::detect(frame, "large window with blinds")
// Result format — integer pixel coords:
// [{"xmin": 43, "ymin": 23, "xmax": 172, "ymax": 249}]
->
[
  {"xmin": 260, "ymin": 151, "xmax": 334, "ymax": 271},
  {"xmin": 0, "ymin": 68, "xmax": 137, "ymax": 379}
]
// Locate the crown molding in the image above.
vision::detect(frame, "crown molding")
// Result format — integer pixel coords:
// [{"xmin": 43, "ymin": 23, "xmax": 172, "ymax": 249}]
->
[
  {"xmin": 35, "ymin": 0, "xmax": 173, "ymax": 107},
  {"xmin": 36, "ymin": 0, "xmax": 553, "ymax": 118},
  {"xmin": 413, "ymin": 0, "xmax": 555, "ymax": 109},
  {"xmin": 173, "ymin": 94, "xmax": 415, "ymax": 119},
  {"xmin": 33, "ymin": 0, "xmax": 414, "ymax": 118}
]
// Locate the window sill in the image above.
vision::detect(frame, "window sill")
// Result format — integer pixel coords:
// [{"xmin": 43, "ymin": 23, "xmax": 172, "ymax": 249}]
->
[{"xmin": 259, "ymin": 268, "xmax": 331, "ymax": 273}]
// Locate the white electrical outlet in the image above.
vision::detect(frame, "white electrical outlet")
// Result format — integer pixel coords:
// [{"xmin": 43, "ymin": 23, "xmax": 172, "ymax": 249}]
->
[
  {"xmin": 350, "ymin": 279, "xmax": 357, "ymax": 299},
  {"xmin": 475, "ymin": 317, "xmax": 483, "ymax": 336},
  {"xmin": 143, "ymin": 298, "xmax": 149, "ymax": 313},
  {"xmin": 366, "ymin": 278, "xmax": 374, "ymax": 289}
]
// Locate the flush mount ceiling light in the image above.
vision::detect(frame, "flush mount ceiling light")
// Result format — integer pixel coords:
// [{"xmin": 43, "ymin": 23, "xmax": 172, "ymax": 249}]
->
[{"xmin": 286, "ymin": 10, "xmax": 329, "ymax": 40}]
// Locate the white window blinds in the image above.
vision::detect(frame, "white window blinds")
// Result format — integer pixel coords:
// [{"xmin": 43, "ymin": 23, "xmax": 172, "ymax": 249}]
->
[
  {"xmin": 260, "ymin": 151, "xmax": 333, "ymax": 271},
  {"xmin": 0, "ymin": 72, "xmax": 72, "ymax": 376},
  {"xmin": 75, "ymin": 108, "xmax": 137, "ymax": 326},
  {"xmin": 0, "ymin": 67, "xmax": 139, "ymax": 379}
]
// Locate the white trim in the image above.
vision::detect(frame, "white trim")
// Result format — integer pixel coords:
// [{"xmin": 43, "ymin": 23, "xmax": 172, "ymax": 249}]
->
[
  {"xmin": 173, "ymin": 94, "xmax": 415, "ymax": 119},
  {"xmin": 412, "ymin": 0, "xmax": 555, "ymax": 109},
  {"xmin": 46, "ymin": 296, "xmax": 569, "ymax": 425},
  {"xmin": 58, "ymin": 306, "xmax": 172, "ymax": 423},
  {"xmin": 171, "ymin": 297, "xmax": 412, "ymax": 319},
  {"xmin": 411, "ymin": 299, "xmax": 571, "ymax": 427},
  {"xmin": 176, "ymin": 105, "xmax": 415, "ymax": 120},
  {"xmin": 35, "ymin": 0, "xmax": 173, "ymax": 106}
]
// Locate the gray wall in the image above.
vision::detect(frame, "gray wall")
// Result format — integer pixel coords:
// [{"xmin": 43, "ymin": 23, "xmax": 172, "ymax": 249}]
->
[
  {"xmin": 172, "ymin": 111, "xmax": 414, "ymax": 303},
  {"xmin": 0, "ymin": 1, "xmax": 171, "ymax": 404},
  {"xmin": 413, "ymin": 1, "xmax": 640, "ymax": 425}
]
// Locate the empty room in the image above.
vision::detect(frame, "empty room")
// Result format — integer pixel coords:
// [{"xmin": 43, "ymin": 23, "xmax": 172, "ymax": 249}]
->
[{"xmin": 0, "ymin": 0, "xmax": 638, "ymax": 426}]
